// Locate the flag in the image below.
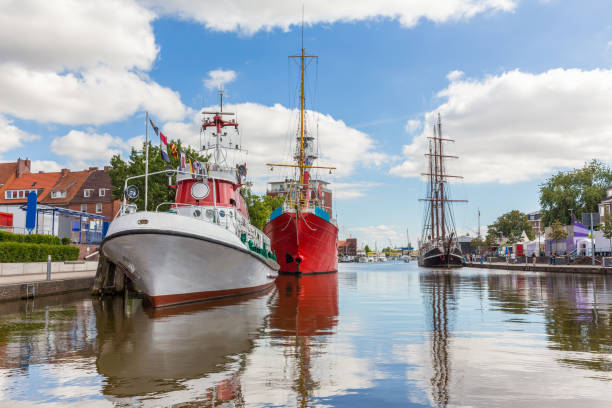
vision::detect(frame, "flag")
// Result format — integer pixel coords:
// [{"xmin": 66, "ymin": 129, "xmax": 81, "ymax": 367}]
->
[
  {"xmin": 160, "ymin": 132, "xmax": 170, "ymax": 163},
  {"xmin": 149, "ymin": 119, "xmax": 159, "ymax": 136},
  {"xmin": 169, "ymin": 142, "xmax": 178, "ymax": 159},
  {"xmin": 180, "ymin": 150, "xmax": 186, "ymax": 170}
]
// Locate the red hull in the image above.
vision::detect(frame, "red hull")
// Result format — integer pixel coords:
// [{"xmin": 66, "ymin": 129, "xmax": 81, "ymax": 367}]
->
[{"xmin": 264, "ymin": 212, "xmax": 338, "ymax": 274}]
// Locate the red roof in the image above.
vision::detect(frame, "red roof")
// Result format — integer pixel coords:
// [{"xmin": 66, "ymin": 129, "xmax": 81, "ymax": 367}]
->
[
  {"xmin": 0, "ymin": 172, "xmax": 62, "ymax": 204},
  {"xmin": 43, "ymin": 170, "xmax": 90, "ymax": 204},
  {"xmin": 0, "ymin": 162, "xmax": 17, "ymax": 186}
]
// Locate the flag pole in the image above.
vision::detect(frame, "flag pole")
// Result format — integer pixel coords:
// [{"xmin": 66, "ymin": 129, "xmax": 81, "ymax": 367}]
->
[{"xmin": 145, "ymin": 111, "xmax": 149, "ymax": 211}]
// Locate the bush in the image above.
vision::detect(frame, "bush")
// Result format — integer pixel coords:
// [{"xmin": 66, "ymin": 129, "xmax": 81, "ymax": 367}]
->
[
  {"xmin": 0, "ymin": 231, "xmax": 61, "ymax": 245},
  {"xmin": 61, "ymin": 237, "xmax": 71, "ymax": 245},
  {"xmin": 0, "ymin": 242, "xmax": 79, "ymax": 263}
]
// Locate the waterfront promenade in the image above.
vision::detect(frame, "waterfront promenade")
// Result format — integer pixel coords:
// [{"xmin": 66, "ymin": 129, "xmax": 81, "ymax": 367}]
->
[
  {"xmin": 466, "ymin": 261, "xmax": 611, "ymax": 274},
  {"xmin": 0, "ymin": 263, "xmax": 97, "ymax": 302}
]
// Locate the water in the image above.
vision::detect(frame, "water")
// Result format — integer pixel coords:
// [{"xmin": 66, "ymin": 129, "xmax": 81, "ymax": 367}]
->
[{"xmin": 0, "ymin": 263, "xmax": 610, "ymax": 407}]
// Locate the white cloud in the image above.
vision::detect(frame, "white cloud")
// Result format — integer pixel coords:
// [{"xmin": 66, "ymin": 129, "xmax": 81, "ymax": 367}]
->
[
  {"xmin": 140, "ymin": 0, "xmax": 517, "ymax": 35},
  {"xmin": 0, "ymin": 0, "xmax": 186, "ymax": 126},
  {"xmin": 30, "ymin": 160, "xmax": 64, "ymax": 173},
  {"xmin": 50, "ymin": 130, "xmax": 124, "ymax": 165},
  {"xmin": 344, "ymin": 224, "xmax": 406, "ymax": 248},
  {"xmin": 334, "ymin": 182, "xmax": 380, "ymax": 199},
  {"xmin": 0, "ymin": 65, "xmax": 186, "ymax": 126},
  {"xmin": 0, "ymin": 115, "xmax": 39, "ymax": 155},
  {"xmin": 203, "ymin": 69, "xmax": 237, "ymax": 90},
  {"xmin": 390, "ymin": 68, "xmax": 612, "ymax": 184},
  {"xmin": 0, "ymin": 0, "xmax": 157, "ymax": 71},
  {"xmin": 163, "ymin": 102, "xmax": 386, "ymax": 180},
  {"xmin": 405, "ymin": 119, "xmax": 422, "ymax": 134},
  {"xmin": 446, "ymin": 70, "xmax": 464, "ymax": 81}
]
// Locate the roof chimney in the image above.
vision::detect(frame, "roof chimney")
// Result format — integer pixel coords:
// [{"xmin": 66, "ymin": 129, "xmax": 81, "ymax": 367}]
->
[
  {"xmin": 61, "ymin": 168, "xmax": 70, "ymax": 176},
  {"xmin": 89, "ymin": 167, "xmax": 98, "ymax": 172},
  {"xmin": 103, "ymin": 166, "xmax": 111, "ymax": 172},
  {"xmin": 17, "ymin": 158, "xmax": 31, "ymax": 177}
]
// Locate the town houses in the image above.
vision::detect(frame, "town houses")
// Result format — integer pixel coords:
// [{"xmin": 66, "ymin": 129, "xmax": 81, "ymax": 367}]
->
[{"xmin": 0, "ymin": 158, "xmax": 119, "ymax": 242}]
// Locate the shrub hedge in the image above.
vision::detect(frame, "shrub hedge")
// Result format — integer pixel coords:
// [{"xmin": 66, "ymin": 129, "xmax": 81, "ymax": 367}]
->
[
  {"xmin": 0, "ymin": 242, "xmax": 79, "ymax": 263},
  {"xmin": 0, "ymin": 231, "xmax": 61, "ymax": 245}
]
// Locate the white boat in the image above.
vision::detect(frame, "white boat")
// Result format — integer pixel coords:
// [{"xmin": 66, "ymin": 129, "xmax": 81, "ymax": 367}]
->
[{"xmin": 101, "ymin": 92, "xmax": 279, "ymax": 307}]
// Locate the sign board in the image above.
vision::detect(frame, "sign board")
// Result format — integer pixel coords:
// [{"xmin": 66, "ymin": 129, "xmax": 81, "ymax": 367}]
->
[
  {"xmin": 25, "ymin": 191, "xmax": 37, "ymax": 232},
  {"xmin": 581, "ymin": 212, "xmax": 600, "ymax": 227}
]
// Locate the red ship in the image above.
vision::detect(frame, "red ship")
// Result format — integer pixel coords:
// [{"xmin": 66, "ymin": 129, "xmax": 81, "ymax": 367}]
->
[{"xmin": 263, "ymin": 45, "xmax": 338, "ymax": 275}]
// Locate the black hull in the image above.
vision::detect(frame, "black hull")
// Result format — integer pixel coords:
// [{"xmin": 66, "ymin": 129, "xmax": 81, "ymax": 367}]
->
[{"xmin": 419, "ymin": 247, "xmax": 463, "ymax": 268}]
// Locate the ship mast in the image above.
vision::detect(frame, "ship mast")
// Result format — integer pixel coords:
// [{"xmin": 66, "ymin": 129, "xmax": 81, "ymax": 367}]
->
[
  {"xmin": 266, "ymin": 44, "xmax": 335, "ymax": 210},
  {"xmin": 420, "ymin": 114, "xmax": 467, "ymax": 243}
]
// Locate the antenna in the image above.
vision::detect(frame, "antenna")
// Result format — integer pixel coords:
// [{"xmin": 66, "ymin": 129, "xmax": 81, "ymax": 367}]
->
[{"xmin": 301, "ymin": 4, "xmax": 304, "ymax": 51}]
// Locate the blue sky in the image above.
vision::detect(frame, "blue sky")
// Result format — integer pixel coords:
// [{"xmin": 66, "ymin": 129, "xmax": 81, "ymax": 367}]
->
[{"xmin": 2, "ymin": 0, "xmax": 612, "ymax": 247}]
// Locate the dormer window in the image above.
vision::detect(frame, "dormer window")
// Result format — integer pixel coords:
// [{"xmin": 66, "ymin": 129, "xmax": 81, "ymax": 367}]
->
[
  {"xmin": 51, "ymin": 190, "xmax": 66, "ymax": 199},
  {"xmin": 84, "ymin": 189, "xmax": 93, "ymax": 198},
  {"xmin": 4, "ymin": 189, "xmax": 38, "ymax": 199},
  {"xmin": 99, "ymin": 188, "xmax": 105, "ymax": 197}
]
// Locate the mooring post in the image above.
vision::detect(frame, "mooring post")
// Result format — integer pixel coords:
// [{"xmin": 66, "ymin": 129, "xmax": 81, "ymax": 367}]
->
[{"xmin": 46, "ymin": 255, "xmax": 51, "ymax": 280}]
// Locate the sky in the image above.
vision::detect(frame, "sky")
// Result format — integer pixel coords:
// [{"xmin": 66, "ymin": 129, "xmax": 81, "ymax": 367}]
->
[{"xmin": 2, "ymin": 0, "xmax": 612, "ymax": 248}]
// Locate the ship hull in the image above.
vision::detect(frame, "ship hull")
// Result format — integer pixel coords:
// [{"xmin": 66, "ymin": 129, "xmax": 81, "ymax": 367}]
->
[
  {"xmin": 101, "ymin": 212, "xmax": 278, "ymax": 307},
  {"xmin": 419, "ymin": 246, "xmax": 464, "ymax": 268},
  {"xmin": 263, "ymin": 211, "xmax": 338, "ymax": 275}
]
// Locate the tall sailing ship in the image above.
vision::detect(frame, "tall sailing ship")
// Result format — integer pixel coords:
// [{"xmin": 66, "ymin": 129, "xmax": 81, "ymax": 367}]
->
[
  {"xmin": 418, "ymin": 114, "xmax": 467, "ymax": 268},
  {"xmin": 263, "ymin": 45, "xmax": 339, "ymax": 275}
]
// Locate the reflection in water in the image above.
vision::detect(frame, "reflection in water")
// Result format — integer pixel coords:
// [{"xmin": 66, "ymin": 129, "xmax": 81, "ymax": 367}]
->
[
  {"xmin": 268, "ymin": 274, "xmax": 339, "ymax": 408},
  {"xmin": 94, "ymin": 289, "xmax": 274, "ymax": 406},
  {"xmin": 0, "ymin": 266, "xmax": 610, "ymax": 407},
  {"xmin": 420, "ymin": 271, "xmax": 455, "ymax": 408}
]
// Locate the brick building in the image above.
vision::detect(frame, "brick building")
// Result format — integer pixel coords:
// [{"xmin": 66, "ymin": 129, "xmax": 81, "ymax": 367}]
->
[
  {"xmin": 266, "ymin": 178, "xmax": 333, "ymax": 216},
  {"xmin": 338, "ymin": 238, "xmax": 357, "ymax": 257},
  {"xmin": 0, "ymin": 159, "xmax": 118, "ymax": 236}
]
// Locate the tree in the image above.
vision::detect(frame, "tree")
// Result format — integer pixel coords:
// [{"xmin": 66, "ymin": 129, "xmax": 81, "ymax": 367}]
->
[
  {"xmin": 470, "ymin": 237, "xmax": 485, "ymax": 253},
  {"xmin": 364, "ymin": 244, "xmax": 371, "ymax": 254},
  {"xmin": 109, "ymin": 140, "xmax": 207, "ymax": 211},
  {"xmin": 484, "ymin": 228, "xmax": 498, "ymax": 249},
  {"xmin": 547, "ymin": 220, "xmax": 568, "ymax": 254},
  {"xmin": 539, "ymin": 160, "xmax": 612, "ymax": 227},
  {"xmin": 600, "ymin": 210, "xmax": 612, "ymax": 255},
  {"xmin": 491, "ymin": 210, "xmax": 534, "ymax": 244},
  {"xmin": 239, "ymin": 183, "xmax": 284, "ymax": 231}
]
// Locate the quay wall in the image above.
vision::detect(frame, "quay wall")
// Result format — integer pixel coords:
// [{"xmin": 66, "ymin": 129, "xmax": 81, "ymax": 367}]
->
[
  {"xmin": 0, "ymin": 277, "xmax": 94, "ymax": 302},
  {"xmin": 0, "ymin": 261, "xmax": 98, "ymax": 276},
  {"xmin": 466, "ymin": 262, "xmax": 610, "ymax": 275}
]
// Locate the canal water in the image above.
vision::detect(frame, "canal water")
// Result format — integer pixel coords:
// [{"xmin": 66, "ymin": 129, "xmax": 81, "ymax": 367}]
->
[{"xmin": 0, "ymin": 262, "xmax": 610, "ymax": 407}]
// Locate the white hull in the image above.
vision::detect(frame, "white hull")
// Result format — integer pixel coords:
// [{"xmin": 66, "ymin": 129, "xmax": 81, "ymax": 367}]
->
[{"xmin": 101, "ymin": 211, "xmax": 278, "ymax": 307}]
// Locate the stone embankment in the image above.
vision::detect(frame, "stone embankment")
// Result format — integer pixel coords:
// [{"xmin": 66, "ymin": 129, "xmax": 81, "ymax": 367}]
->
[
  {"xmin": 0, "ymin": 261, "xmax": 97, "ymax": 302},
  {"xmin": 466, "ymin": 261, "xmax": 610, "ymax": 275}
]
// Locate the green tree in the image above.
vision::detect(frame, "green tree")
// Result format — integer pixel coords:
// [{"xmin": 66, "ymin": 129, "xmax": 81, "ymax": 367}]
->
[
  {"xmin": 470, "ymin": 236, "xmax": 485, "ymax": 253},
  {"xmin": 600, "ymin": 210, "xmax": 612, "ymax": 254},
  {"xmin": 484, "ymin": 228, "xmax": 498, "ymax": 249},
  {"xmin": 364, "ymin": 244, "xmax": 371, "ymax": 254},
  {"xmin": 239, "ymin": 183, "xmax": 284, "ymax": 231},
  {"xmin": 547, "ymin": 220, "xmax": 568, "ymax": 254},
  {"xmin": 492, "ymin": 210, "xmax": 534, "ymax": 244},
  {"xmin": 539, "ymin": 160, "xmax": 612, "ymax": 227},
  {"xmin": 109, "ymin": 140, "xmax": 207, "ymax": 211}
]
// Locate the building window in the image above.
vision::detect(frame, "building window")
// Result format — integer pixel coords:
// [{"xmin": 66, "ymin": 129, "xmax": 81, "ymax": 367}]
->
[
  {"xmin": 51, "ymin": 190, "xmax": 66, "ymax": 199},
  {"xmin": 84, "ymin": 189, "xmax": 93, "ymax": 197},
  {"xmin": 81, "ymin": 204, "xmax": 87, "ymax": 212},
  {"xmin": 99, "ymin": 188, "xmax": 105, "ymax": 197},
  {"xmin": 4, "ymin": 191, "xmax": 11, "ymax": 199},
  {"xmin": 96, "ymin": 203, "xmax": 102, "ymax": 214}
]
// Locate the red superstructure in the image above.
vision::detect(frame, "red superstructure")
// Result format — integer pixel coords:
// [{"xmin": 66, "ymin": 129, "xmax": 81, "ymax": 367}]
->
[{"xmin": 263, "ymin": 44, "xmax": 338, "ymax": 275}]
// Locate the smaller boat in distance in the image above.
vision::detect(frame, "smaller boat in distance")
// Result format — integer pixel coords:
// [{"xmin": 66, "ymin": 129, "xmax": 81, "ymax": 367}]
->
[
  {"xmin": 100, "ymin": 92, "xmax": 279, "ymax": 307},
  {"xmin": 418, "ymin": 114, "xmax": 467, "ymax": 268}
]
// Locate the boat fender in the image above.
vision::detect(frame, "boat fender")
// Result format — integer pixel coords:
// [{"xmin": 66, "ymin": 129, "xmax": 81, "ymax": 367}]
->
[
  {"xmin": 295, "ymin": 256, "xmax": 302, "ymax": 265},
  {"xmin": 441, "ymin": 255, "xmax": 446, "ymax": 261},
  {"xmin": 285, "ymin": 253, "xmax": 294, "ymax": 264}
]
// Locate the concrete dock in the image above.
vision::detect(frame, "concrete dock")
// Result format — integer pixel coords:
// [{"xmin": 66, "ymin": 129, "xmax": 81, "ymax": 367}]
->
[
  {"xmin": 0, "ymin": 261, "xmax": 97, "ymax": 302},
  {"xmin": 466, "ymin": 261, "xmax": 611, "ymax": 274}
]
